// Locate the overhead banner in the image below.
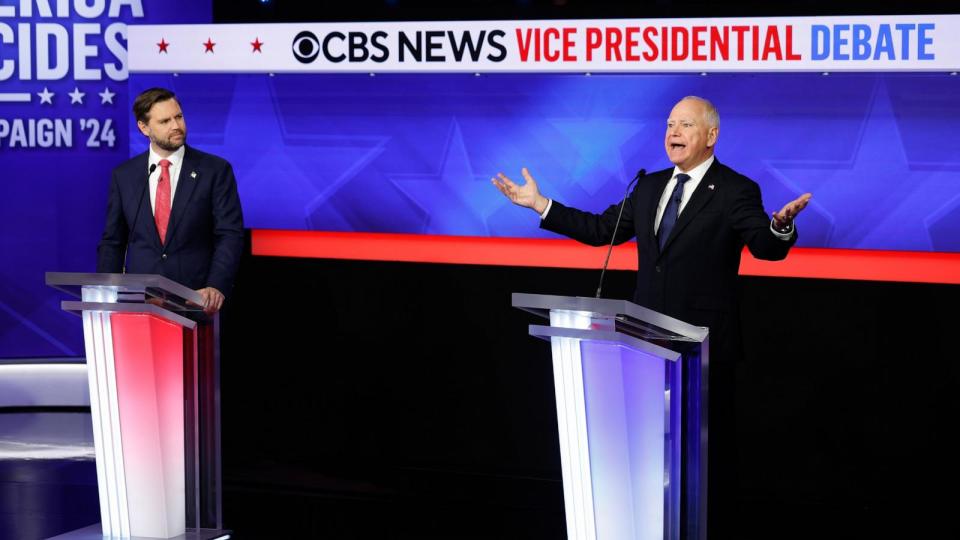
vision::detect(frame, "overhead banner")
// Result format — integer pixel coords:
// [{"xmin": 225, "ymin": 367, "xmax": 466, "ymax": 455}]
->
[{"xmin": 127, "ymin": 15, "xmax": 960, "ymax": 73}]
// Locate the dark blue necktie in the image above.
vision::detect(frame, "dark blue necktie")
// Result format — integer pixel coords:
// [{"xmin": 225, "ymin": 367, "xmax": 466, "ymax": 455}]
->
[{"xmin": 658, "ymin": 173, "xmax": 691, "ymax": 251}]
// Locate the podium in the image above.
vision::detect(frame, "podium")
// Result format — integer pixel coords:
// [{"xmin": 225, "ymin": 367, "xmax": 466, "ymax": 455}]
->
[
  {"xmin": 45, "ymin": 273, "xmax": 229, "ymax": 540},
  {"xmin": 512, "ymin": 293, "xmax": 709, "ymax": 540}
]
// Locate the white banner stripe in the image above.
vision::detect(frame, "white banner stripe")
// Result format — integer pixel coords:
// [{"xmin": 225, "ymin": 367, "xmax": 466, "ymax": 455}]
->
[
  {"xmin": 0, "ymin": 93, "xmax": 31, "ymax": 102},
  {"xmin": 129, "ymin": 16, "xmax": 960, "ymax": 73}
]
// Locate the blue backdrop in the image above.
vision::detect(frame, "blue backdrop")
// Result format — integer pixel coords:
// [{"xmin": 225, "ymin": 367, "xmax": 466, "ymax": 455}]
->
[
  {"xmin": 0, "ymin": 1, "xmax": 210, "ymax": 358},
  {"xmin": 130, "ymin": 71, "xmax": 960, "ymax": 251},
  {"xmin": 4, "ymin": 37, "xmax": 960, "ymax": 357}
]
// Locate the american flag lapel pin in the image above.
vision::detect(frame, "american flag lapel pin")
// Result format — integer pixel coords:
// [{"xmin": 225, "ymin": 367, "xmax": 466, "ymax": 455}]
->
[
  {"xmin": 190, "ymin": 171, "xmax": 198, "ymax": 179},
  {"xmin": 708, "ymin": 184, "xmax": 715, "ymax": 190}
]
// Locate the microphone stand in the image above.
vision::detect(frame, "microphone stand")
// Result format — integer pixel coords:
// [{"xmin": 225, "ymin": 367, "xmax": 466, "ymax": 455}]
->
[
  {"xmin": 595, "ymin": 169, "xmax": 646, "ymax": 298},
  {"xmin": 123, "ymin": 163, "xmax": 156, "ymax": 274}
]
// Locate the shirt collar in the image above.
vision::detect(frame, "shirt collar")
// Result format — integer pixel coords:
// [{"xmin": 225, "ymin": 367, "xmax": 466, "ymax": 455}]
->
[
  {"xmin": 671, "ymin": 154, "xmax": 715, "ymax": 184},
  {"xmin": 149, "ymin": 144, "xmax": 185, "ymax": 169}
]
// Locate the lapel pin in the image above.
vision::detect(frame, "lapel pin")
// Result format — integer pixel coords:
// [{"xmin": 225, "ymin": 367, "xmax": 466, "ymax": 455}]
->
[
  {"xmin": 190, "ymin": 171, "xmax": 197, "ymax": 179},
  {"xmin": 708, "ymin": 184, "xmax": 715, "ymax": 190}
]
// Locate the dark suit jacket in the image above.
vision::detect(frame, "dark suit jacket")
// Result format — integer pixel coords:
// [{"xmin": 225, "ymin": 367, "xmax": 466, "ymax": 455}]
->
[
  {"xmin": 97, "ymin": 145, "xmax": 244, "ymax": 294},
  {"xmin": 542, "ymin": 158, "xmax": 795, "ymax": 352}
]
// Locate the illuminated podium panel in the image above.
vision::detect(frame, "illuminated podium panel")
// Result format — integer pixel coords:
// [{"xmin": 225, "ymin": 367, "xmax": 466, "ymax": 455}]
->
[
  {"xmin": 512, "ymin": 293, "xmax": 709, "ymax": 540},
  {"xmin": 46, "ymin": 273, "xmax": 229, "ymax": 540}
]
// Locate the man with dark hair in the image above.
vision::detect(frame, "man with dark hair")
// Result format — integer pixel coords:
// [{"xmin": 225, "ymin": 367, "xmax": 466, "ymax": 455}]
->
[{"xmin": 97, "ymin": 87, "xmax": 243, "ymax": 313}]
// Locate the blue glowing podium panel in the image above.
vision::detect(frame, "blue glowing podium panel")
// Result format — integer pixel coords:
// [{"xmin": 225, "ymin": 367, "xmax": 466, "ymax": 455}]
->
[{"xmin": 513, "ymin": 293, "xmax": 709, "ymax": 540}]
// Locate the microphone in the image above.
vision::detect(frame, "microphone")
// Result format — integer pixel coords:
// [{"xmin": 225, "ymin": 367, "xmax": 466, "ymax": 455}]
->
[
  {"xmin": 123, "ymin": 163, "xmax": 156, "ymax": 274},
  {"xmin": 595, "ymin": 168, "xmax": 646, "ymax": 298}
]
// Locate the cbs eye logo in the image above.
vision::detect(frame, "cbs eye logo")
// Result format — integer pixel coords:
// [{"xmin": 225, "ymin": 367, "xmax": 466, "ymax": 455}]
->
[
  {"xmin": 291, "ymin": 29, "xmax": 390, "ymax": 63},
  {"xmin": 292, "ymin": 31, "xmax": 320, "ymax": 63}
]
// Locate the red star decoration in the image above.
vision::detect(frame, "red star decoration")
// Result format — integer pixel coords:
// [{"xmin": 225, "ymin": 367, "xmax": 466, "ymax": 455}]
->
[
  {"xmin": 203, "ymin": 38, "xmax": 216, "ymax": 53},
  {"xmin": 157, "ymin": 38, "xmax": 169, "ymax": 53},
  {"xmin": 251, "ymin": 37, "xmax": 264, "ymax": 53}
]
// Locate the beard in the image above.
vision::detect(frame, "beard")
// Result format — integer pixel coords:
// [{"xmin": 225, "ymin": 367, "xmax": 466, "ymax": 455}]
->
[{"xmin": 152, "ymin": 130, "xmax": 186, "ymax": 152}]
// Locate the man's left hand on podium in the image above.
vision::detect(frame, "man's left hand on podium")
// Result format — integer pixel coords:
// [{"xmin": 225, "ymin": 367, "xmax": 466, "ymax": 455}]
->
[{"xmin": 196, "ymin": 287, "xmax": 225, "ymax": 314}]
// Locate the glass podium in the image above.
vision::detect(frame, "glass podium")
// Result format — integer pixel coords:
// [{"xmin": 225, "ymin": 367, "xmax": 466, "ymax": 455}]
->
[
  {"xmin": 512, "ymin": 293, "xmax": 709, "ymax": 540},
  {"xmin": 45, "ymin": 273, "xmax": 229, "ymax": 540}
]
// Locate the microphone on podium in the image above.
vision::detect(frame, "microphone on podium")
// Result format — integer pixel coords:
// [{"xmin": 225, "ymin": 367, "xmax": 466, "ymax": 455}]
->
[
  {"xmin": 123, "ymin": 163, "xmax": 157, "ymax": 274},
  {"xmin": 595, "ymin": 168, "xmax": 646, "ymax": 299}
]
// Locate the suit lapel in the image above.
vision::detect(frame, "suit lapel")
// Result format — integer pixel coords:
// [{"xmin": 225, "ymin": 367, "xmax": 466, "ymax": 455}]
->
[
  {"xmin": 129, "ymin": 153, "xmax": 164, "ymax": 252},
  {"xmin": 658, "ymin": 161, "xmax": 719, "ymax": 256},
  {"xmin": 140, "ymin": 179, "xmax": 164, "ymax": 251},
  {"xmin": 648, "ymin": 172, "xmax": 672, "ymax": 244},
  {"xmin": 164, "ymin": 146, "xmax": 199, "ymax": 247}
]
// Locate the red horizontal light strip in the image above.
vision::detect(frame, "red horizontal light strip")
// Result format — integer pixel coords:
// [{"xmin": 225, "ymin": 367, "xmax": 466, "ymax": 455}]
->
[
  {"xmin": 252, "ymin": 230, "xmax": 638, "ymax": 270},
  {"xmin": 252, "ymin": 229, "xmax": 960, "ymax": 285},
  {"xmin": 738, "ymin": 246, "xmax": 960, "ymax": 284}
]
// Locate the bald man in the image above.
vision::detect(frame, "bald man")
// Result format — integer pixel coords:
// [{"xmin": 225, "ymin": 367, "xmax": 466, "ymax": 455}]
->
[{"xmin": 493, "ymin": 96, "xmax": 811, "ymax": 539}]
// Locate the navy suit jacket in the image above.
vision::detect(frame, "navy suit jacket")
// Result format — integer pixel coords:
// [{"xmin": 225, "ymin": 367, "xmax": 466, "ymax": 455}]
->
[
  {"xmin": 542, "ymin": 159, "xmax": 795, "ymax": 353},
  {"xmin": 97, "ymin": 145, "xmax": 244, "ymax": 295}
]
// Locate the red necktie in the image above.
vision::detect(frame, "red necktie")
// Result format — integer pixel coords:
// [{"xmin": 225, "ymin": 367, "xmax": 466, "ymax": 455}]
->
[{"xmin": 155, "ymin": 159, "xmax": 172, "ymax": 245}]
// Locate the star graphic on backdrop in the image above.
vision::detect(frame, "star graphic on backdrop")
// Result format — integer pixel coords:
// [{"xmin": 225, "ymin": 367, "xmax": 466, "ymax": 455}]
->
[
  {"xmin": 546, "ymin": 117, "xmax": 645, "ymax": 196},
  {"xmin": 389, "ymin": 120, "xmax": 500, "ymax": 235},
  {"xmin": 764, "ymin": 81, "xmax": 960, "ymax": 251},
  {"xmin": 203, "ymin": 38, "xmax": 216, "ymax": 53},
  {"xmin": 37, "ymin": 87, "xmax": 54, "ymax": 105},
  {"xmin": 251, "ymin": 37, "xmax": 264, "ymax": 53},
  {"xmin": 157, "ymin": 38, "xmax": 169, "ymax": 53},
  {"xmin": 68, "ymin": 87, "xmax": 85, "ymax": 105},
  {"xmin": 184, "ymin": 75, "xmax": 387, "ymax": 230},
  {"xmin": 0, "ymin": 296, "xmax": 78, "ymax": 356},
  {"xmin": 98, "ymin": 87, "xmax": 115, "ymax": 105}
]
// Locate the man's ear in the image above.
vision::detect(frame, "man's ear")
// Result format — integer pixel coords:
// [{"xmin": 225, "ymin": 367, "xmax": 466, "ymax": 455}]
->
[
  {"xmin": 707, "ymin": 126, "xmax": 719, "ymax": 148},
  {"xmin": 137, "ymin": 120, "xmax": 149, "ymax": 137}
]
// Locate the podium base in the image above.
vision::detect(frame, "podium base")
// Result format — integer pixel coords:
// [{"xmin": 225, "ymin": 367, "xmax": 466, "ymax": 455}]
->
[{"xmin": 47, "ymin": 524, "xmax": 232, "ymax": 540}]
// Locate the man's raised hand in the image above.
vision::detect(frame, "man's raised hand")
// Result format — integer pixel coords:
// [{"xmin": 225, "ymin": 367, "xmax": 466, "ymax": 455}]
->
[
  {"xmin": 773, "ymin": 192, "xmax": 813, "ymax": 229},
  {"xmin": 492, "ymin": 167, "xmax": 549, "ymax": 214}
]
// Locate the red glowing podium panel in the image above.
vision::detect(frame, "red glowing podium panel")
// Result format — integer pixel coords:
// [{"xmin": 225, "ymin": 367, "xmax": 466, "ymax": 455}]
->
[{"xmin": 46, "ymin": 272, "xmax": 227, "ymax": 540}]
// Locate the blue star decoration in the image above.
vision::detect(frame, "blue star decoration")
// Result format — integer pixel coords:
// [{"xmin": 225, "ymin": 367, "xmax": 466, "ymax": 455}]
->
[
  {"xmin": 174, "ymin": 74, "xmax": 387, "ymax": 230},
  {"xmin": 545, "ymin": 117, "xmax": 646, "ymax": 197},
  {"xmin": 763, "ymin": 80, "xmax": 960, "ymax": 252},
  {"xmin": 926, "ymin": 192, "xmax": 960, "ymax": 252},
  {"xmin": 390, "ymin": 119, "xmax": 501, "ymax": 236},
  {"xmin": 535, "ymin": 76, "xmax": 652, "ymax": 201},
  {"xmin": 385, "ymin": 116, "xmax": 647, "ymax": 239}
]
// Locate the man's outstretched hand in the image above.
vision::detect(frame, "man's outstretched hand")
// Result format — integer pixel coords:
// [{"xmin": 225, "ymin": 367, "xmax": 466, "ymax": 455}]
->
[
  {"xmin": 491, "ymin": 168, "xmax": 550, "ymax": 214},
  {"xmin": 773, "ymin": 192, "xmax": 813, "ymax": 229}
]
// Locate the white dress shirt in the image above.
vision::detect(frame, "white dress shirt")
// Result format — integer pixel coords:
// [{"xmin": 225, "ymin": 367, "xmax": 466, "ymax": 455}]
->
[
  {"xmin": 148, "ymin": 145, "xmax": 185, "ymax": 215},
  {"xmin": 540, "ymin": 154, "xmax": 793, "ymax": 240},
  {"xmin": 653, "ymin": 155, "xmax": 714, "ymax": 234}
]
